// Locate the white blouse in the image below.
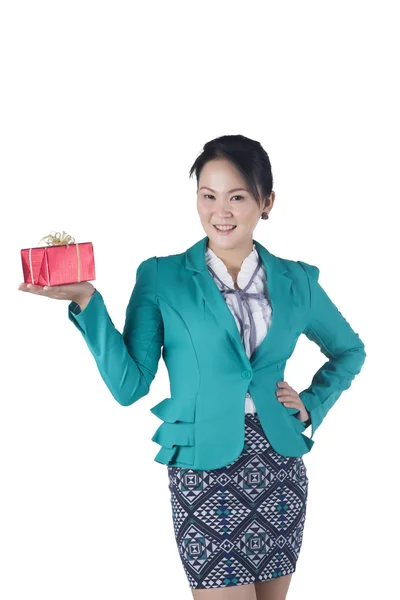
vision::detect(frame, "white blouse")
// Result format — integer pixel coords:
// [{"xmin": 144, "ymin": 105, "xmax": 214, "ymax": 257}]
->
[{"xmin": 205, "ymin": 243, "xmax": 272, "ymax": 414}]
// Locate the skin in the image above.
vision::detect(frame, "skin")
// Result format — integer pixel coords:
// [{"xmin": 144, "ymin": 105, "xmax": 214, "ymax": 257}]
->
[
  {"xmin": 18, "ymin": 157, "xmax": 308, "ymax": 599},
  {"xmin": 191, "ymin": 575, "xmax": 292, "ymax": 600},
  {"xmin": 17, "ymin": 280, "xmax": 96, "ymax": 310}
]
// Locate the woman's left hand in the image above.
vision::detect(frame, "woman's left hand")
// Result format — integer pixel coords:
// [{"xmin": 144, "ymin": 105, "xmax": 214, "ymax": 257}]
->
[{"xmin": 276, "ymin": 381, "xmax": 310, "ymax": 423}]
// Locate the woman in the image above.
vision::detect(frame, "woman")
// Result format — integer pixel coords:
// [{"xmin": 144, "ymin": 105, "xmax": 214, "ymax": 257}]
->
[{"xmin": 18, "ymin": 134, "xmax": 366, "ymax": 599}]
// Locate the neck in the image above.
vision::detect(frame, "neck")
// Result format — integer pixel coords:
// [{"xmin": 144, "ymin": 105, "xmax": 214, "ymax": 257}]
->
[{"xmin": 207, "ymin": 239, "xmax": 254, "ymax": 272}]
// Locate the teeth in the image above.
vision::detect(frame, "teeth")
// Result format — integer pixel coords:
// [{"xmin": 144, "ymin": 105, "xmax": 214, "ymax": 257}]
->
[{"xmin": 215, "ymin": 225, "xmax": 236, "ymax": 230}]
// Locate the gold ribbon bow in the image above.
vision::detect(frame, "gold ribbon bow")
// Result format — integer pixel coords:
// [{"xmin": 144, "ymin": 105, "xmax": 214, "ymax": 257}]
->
[
  {"xmin": 29, "ymin": 230, "xmax": 82, "ymax": 285},
  {"xmin": 37, "ymin": 230, "xmax": 76, "ymax": 247}
]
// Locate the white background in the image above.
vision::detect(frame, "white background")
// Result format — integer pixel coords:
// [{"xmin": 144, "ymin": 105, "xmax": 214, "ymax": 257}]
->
[{"xmin": 1, "ymin": 1, "xmax": 398, "ymax": 598}]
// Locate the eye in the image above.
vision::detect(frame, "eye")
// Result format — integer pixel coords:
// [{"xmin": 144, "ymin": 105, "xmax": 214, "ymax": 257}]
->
[{"xmin": 203, "ymin": 194, "xmax": 244, "ymax": 200}]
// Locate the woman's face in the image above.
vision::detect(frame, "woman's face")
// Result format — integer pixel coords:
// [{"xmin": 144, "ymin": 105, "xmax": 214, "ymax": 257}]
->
[{"xmin": 196, "ymin": 158, "xmax": 274, "ymax": 251}]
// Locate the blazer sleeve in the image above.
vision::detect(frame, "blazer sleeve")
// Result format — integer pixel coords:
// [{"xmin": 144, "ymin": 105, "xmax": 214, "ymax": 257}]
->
[
  {"xmin": 296, "ymin": 260, "xmax": 366, "ymax": 439},
  {"xmin": 67, "ymin": 256, "xmax": 164, "ymax": 406}
]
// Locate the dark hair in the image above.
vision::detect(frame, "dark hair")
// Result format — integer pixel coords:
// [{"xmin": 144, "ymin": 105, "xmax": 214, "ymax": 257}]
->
[{"xmin": 189, "ymin": 134, "xmax": 274, "ymax": 208}]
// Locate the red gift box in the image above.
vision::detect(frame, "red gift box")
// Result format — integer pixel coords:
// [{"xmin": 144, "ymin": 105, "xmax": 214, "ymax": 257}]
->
[{"xmin": 21, "ymin": 231, "xmax": 96, "ymax": 286}]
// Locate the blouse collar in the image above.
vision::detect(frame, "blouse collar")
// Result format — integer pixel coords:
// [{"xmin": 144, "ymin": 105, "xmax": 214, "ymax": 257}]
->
[{"xmin": 205, "ymin": 243, "xmax": 262, "ymax": 289}]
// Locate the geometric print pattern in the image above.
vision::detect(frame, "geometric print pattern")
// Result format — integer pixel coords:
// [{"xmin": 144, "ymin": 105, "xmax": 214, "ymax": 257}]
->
[{"xmin": 167, "ymin": 413, "xmax": 309, "ymax": 589}]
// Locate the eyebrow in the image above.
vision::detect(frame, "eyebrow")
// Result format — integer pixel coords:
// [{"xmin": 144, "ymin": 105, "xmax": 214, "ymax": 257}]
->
[{"xmin": 199, "ymin": 186, "xmax": 249, "ymax": 193}]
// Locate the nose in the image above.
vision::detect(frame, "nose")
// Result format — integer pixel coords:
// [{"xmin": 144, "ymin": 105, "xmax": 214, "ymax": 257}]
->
[{"xmin": 213, "ymin": 197, "xmax": 233, "ymax": 216}]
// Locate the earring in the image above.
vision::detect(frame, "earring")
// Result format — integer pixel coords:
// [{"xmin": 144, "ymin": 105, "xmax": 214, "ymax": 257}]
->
[{"xmin": 261, "ymin": 212, "xmax": 269, "ymax": 220}]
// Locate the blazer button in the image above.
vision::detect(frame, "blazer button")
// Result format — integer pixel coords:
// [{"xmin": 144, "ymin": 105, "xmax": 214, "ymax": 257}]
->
[{"xmin": 242, "ymin": 370, "xmax": 252, "ymax": 380}]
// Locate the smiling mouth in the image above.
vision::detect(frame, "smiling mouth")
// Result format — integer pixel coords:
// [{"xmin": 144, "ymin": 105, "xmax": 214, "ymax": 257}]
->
[{"xmin": 213, "ymin": 225, "xmax": 237, "ymax": 231}]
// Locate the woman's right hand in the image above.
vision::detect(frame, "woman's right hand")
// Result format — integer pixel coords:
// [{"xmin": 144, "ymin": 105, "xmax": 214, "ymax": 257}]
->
[{"xmin": 17, "ymin": 281, "xmax": 96, "ymax": 310}]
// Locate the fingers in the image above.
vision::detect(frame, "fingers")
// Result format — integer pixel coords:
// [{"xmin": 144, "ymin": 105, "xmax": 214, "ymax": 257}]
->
[
  {"xmin": 17, "ymin": 283, "xmax": 64, "ymax": 298},
  {"xmin": 276, "ymin": 380, "xmax": 300, "ymax": 408},
  {"xmin": 276, "ymin": 381, "xmax": 294, "ymax": 396},
  {"xmin": 18, "ymin": 283, "xmax": 40, "ymax": 293},
  {"xmin": 18, "ymin": 283, "xmax": 46, "ymax": 293},
  {"xmin": 18, "ymin": 281, "xmax": 95, "ymax": 303},
  {"xmin": 277, "ymin": 381, "xmax": 291, "ymax": 389},
  {"xmin": 276, "ymin": 388, "xmax": 296, "ymax": 399}
]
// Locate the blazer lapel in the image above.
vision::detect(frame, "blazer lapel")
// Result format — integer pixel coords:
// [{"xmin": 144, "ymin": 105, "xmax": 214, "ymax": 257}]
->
[
  {"xmin": 250, "ymin": 240, "xmax": 293, "ymax": 367},
  {"xmin": 185, "ymin": 236, "xmax": 294, "ymax": 366}
]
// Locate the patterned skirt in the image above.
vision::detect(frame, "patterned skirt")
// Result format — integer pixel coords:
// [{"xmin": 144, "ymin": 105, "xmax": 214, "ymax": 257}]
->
[{"xmin": 167, "ymin": 412, "xmax": 309, "ymax": 590}]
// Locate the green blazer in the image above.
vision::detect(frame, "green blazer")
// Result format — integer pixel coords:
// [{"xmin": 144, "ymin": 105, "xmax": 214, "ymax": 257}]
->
[{"xmin": 68, "ymin": 236, "xmax": 366, "ymax": 470}]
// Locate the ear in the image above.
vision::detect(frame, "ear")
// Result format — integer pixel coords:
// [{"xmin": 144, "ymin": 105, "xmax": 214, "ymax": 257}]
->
[{"xmin": 262, "ymin": 190, "xmax": 275, "ymax": 211}]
